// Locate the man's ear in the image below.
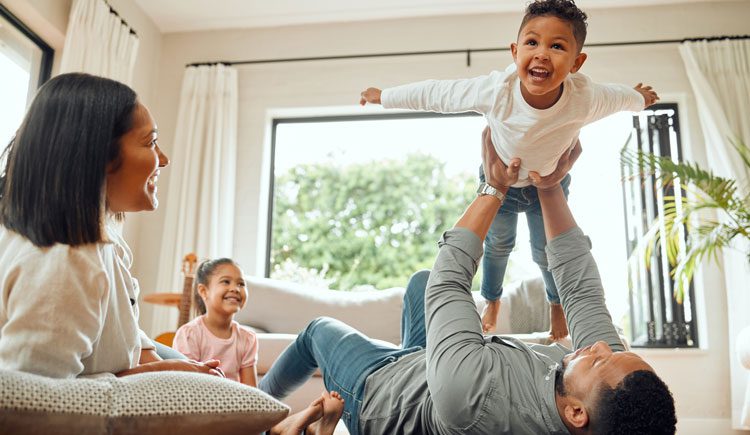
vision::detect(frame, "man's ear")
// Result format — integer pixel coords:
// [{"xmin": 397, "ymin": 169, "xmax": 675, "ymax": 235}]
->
[
  {"xmin": 571, "ymin": 52, "xmax": 587, "ymax": 73},
  {"xmin": 511, "ymin": 42, "xmax": 518, "ymax": 62},
  {"xmin": 563, "ymin": 399, "xmax": 589, "ymax": 429}
]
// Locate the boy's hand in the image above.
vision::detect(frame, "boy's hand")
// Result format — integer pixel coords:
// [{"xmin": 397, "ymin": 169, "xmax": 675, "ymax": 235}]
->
[
  {"xmin": 529, "ymin": 139, "xmax": 582, "ymax": 191},
  {"xmin": 359, "ymin": 87, "xmax": 382, "ymax": 106},
  {"xmin": 634, "ymin": 83, "xmax": 659, "ymax": 108}
]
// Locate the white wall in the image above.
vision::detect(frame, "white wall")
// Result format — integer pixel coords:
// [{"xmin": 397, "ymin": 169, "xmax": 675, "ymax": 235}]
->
[{"xmin": 140, "ymin": 2, "xmax": 750, "ymax": 432}]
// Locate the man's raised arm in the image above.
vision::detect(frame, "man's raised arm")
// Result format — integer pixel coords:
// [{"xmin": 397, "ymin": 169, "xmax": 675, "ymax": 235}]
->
[
  {"xmin": 422, "ymin": 128, "xmax": 520, "ymax": 427},
  {"xmin": 531, "ymin": 150, "xmax": 625, "ymax": 352}
]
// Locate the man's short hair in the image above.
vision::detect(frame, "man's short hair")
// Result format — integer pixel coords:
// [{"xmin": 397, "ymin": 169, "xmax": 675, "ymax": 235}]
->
[
  {"xmin": 591, "ymin": 370, "xmax": 677, "ymax": 435},
  {"xmin": 519, "ymin": 0, "xmax": 588, "ymax": 51}
]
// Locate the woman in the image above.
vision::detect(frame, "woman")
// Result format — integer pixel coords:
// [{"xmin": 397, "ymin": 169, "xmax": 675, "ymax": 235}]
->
[{"xmin": 0, "ymin": 73, "xmax": 340, "ymax": 434}]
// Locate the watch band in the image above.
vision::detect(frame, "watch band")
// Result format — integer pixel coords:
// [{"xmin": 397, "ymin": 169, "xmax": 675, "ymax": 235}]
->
[{"xmin": 476, "ymin": 182, "xmax": 506, "ymax": 203}]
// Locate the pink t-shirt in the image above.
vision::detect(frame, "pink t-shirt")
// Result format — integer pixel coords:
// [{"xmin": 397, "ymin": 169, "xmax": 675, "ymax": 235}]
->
[{"xmin": 173, "ymin": 316, "xmax": 258, "ymax": 382}]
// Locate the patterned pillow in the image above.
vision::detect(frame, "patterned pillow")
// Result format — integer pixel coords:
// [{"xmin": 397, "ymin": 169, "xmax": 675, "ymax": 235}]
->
[{"xmin": 0, "ymin": 369, "xmax": 289, "ymax": 435}]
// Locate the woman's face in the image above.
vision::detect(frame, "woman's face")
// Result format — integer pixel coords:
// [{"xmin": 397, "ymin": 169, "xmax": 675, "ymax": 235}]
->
[{"xmin": 106, "ymin": 103, "xmax": 169, "ymax": 213}]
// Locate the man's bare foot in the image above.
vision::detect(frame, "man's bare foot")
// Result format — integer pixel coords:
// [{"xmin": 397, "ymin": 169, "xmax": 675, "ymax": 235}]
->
[
  {"xmin": 269, "ymin": 397, "xmax": 323, "ymax": 435},
  {"xmin": 307, "ymin": 391, "xmax": 345, "ymax": 435},
  {"xmin": 549, "ymin": 303, "xmax": 569, "ymax": 341},
  {"xmin": 481, "ymin": 299, "xmax": 501, "ymax": 333}
]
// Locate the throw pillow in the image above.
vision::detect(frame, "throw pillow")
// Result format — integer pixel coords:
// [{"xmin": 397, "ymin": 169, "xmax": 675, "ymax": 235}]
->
[{"xmin": 0, "ymin": 369, "xmax": 289, "ymax": 435}]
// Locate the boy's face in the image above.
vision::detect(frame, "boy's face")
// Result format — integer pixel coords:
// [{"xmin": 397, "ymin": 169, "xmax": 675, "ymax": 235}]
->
[{"xmin": 511, "ymin": 15, "xmax": 587, "ymax": 109}]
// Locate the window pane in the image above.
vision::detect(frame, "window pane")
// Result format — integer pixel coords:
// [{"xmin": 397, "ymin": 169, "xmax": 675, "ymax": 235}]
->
[
  {"xmin": 0, "ymin": 10, "xmax": 45, "ymax": 145},
  {"xmin": 271, "ymin": 115, "xmax": 539, "ymax": 291}
]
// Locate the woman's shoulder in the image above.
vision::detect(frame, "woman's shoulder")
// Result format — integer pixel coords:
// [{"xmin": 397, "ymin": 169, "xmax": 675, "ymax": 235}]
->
[{"xmin": 0, "ymin": 226, "xmax": 106, "ymax": 273}]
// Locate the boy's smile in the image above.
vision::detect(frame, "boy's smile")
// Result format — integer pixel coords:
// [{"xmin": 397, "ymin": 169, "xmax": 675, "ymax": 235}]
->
[{"xmin": 511, "ymin": 15, "xmax": 587, "ymax": 109}]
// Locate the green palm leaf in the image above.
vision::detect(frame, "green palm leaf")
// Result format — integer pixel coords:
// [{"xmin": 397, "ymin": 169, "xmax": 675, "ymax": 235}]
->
[{"xmin": 621, "ymin": 140, "xmax": 750, "ymax": 303}]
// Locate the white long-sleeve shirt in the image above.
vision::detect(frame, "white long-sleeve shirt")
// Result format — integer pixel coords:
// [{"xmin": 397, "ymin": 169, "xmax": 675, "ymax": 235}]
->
[
  {"xmin": 381, "ymin": 65, "xmax": 645, "ymax": 186},
  {"xmin": 0, "ymin": 224, "xmax": 153, "ymax": 378}
]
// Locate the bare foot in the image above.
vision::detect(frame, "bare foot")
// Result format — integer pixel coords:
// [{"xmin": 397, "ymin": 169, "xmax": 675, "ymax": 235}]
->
[
  {"xmin": 548, "ymin": 303, "xmax": 569, "ymax": 341},
  {"xmin": 481, "ymin": 299, "xmax": 501, "ymax": 333},
  {"xmin": 270, "ymin": 397, "xmax": 324, "ymax": 435},
  {"xmin": 307, "ymin": 391, "xmax": 345, "ymax": 435}
]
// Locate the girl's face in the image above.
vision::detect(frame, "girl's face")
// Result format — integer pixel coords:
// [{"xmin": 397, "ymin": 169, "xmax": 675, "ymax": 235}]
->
[
  {"xmin": 198, "ymin": 263, "xmax": 248, "ymax": 317},
  {"xmin": 106, "ymin": 102, "xmax": 169, "ymax": 213}
]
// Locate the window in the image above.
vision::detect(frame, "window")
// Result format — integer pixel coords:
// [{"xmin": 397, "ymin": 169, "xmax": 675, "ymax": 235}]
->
[
  {"xmin": 268, "ymin": 108, "xmax": 681, "ymax": 341},
  {"xmin": 0, "ymin": 5, "xmax": 53, "ymax": 146},
  {"xmin": 621, "ymin": 103, "xmax": 697, "ymax": 348},
  {"xmin": 268, "ymin": 113, "xmax": 488, "ymax": 291}
]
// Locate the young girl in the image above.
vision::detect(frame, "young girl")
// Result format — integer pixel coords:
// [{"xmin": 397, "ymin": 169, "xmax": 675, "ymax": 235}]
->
[{"xmin": 173, "ymin": 258, "xmax": 258, "ymax": 386}]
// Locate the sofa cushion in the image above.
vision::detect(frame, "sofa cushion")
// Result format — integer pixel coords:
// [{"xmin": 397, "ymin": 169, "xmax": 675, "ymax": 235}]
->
[
  {"xmin": 237, "ymin": 276, "xmax": 406, "ymax": 345},
  {"xmin": 0, "ymin": 369, "xmax": 289, "ymax": 435}
]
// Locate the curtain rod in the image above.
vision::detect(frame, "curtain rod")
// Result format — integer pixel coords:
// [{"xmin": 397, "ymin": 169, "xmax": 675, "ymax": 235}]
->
[
  {"xmin": 105, "ymin": 1, "xmax": 137, "ymax": 37},
  {"xmin": 186, "ymin": 34, "xmax": 749, "ymax": 68}
]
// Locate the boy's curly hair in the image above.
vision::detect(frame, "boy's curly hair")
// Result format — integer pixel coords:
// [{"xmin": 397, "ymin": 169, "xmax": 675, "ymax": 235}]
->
[
  {"xmin": 590, "ymin": 370, "xmax": 677, "ymax": 435},
  {"xmin": 520, "ymin": 0, "xmax": 588, "ymax": 51}
]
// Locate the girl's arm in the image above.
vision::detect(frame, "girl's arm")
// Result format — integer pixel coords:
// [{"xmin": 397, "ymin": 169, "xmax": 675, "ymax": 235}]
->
[
  {"xmin": 239, "ymin": 326, "xmax": 259, "ymax": 387},
  {"xmin": 239, "ymin": 366, "xmax": 258, "ymax": 387}
]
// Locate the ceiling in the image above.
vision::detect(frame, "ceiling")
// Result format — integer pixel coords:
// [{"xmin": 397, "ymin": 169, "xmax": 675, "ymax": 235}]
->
[{"xmin": 134, "ymin": 0, "xmax": 729, "ymax": 33}]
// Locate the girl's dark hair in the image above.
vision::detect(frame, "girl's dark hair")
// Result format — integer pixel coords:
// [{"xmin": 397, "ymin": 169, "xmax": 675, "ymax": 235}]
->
[
  {"xmin": 520, "ymin": 0, "xmax": 588, "ymax": 51},
  {"xmin": 193, "ymin": 258, "xmax": 239, "ymax": 315},
  {"xmin": 0, "ymin": 72, "xmax": 137, "ymax": 247}
]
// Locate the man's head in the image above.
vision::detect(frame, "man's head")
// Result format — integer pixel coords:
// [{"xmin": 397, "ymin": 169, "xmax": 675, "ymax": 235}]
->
[
  {"xmin": 555, "ymin": 341, "xmax": 677, "ymax": 434},
  {"xmin": 510, "ymin": 0, "xmax": 589, "ymax": 109}
]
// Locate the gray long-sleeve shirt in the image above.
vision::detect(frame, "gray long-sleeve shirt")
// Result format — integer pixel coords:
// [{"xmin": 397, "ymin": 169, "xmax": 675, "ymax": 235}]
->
[{"xmin": 359, "ymin": 226, "xmax": 624, "ymax": 434}]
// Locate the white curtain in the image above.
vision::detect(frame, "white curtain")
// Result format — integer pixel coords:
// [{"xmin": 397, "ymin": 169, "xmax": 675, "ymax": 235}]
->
[
  {"xmin": 679, "ymin": 38, "xmax": 750, "ymax": 430},
  {"xmin": 152, "ymin": 65, "xmax": 239, "ymax": 334},
  {"xmin": 59, "ymin": 0, "xmax": 139, "ymax": 85}
]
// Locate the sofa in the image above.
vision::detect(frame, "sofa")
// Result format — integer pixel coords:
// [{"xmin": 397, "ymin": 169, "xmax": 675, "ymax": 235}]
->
[{"xmin": 234, "ymin": 274, "xmax": 559, "ymax": 413}]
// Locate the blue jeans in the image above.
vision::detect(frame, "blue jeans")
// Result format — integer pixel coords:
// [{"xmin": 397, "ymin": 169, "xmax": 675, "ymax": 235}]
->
[
  {"xmin": 258, "ymin": 270, "xmax": 430, "ymax": 435},
  {"xmin": 479, "ymin": 166, "xmax": 571, "ymax": 304}
]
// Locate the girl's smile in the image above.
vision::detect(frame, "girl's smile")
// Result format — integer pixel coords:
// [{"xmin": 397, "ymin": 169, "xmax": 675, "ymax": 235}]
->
[{"xmin": 199, "ymin": 263, "xmax": 248, "ymax": 316}]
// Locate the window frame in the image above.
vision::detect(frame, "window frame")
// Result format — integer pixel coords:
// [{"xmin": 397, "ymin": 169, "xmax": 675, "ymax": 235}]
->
[
  {"xmin": 0, "ymin": 4, "xmax": 54, "ymax": 90},
  {"xmin": 621, "ymin": 102, "xmax": 698, "ymax": 348}
]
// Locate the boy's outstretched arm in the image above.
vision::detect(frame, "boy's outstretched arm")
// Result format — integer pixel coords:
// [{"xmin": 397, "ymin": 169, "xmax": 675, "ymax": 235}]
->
[
  {"xmin": 634, "ymin": 83, "xmax": 660, "ymax": 108},
  {"xmin": 360, "ymin": 87, "xmax": 382, "ymax": 105}
]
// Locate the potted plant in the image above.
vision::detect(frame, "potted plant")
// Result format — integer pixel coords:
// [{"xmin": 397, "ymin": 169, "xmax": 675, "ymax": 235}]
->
[{"xmin": 621, "ymin": 139, "xmax": 750, "ymax": 303}]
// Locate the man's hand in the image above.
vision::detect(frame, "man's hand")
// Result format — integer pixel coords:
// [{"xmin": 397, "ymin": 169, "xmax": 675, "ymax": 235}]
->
[
  {"xmin": 482, "ymin": 126, "xmax": 520, "ymax": 193},
  {"xmin": 359, "ymin": 87, "xmax": 382, "ymax": 106},
  {"xmin": 634, "ymin": 83, "xmax": 659, "ymax": 108},
  {"xmin": 528, "ymin": 139, "xmax": 582, "ymax": 191}
]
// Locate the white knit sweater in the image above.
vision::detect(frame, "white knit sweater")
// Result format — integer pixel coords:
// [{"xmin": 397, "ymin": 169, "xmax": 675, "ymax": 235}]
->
[{"xmin": 0, "ymin": 224, "xmax": 152, "ymax": 378}]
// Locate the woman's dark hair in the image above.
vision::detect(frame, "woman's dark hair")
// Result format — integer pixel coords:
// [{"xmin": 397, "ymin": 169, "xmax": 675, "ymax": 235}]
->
[
  {"xmin": 520, "ymin": 0, "xmax": 588, "ymax": 51},
  {"xmin": 0, "ymin": 73, "xmax": 137, "ymax": 247},
  {"xmin": 193, "ymin": 258, "xmax": 240, "ymax": 315}
]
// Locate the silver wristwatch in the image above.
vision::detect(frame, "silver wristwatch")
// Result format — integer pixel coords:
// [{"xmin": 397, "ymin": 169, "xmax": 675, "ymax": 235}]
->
[{"xmin": 476, "ymin": 182, "xmax": 505, "ymax": 202}]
